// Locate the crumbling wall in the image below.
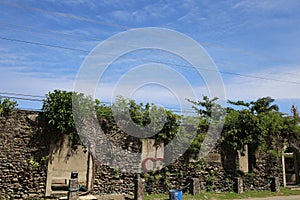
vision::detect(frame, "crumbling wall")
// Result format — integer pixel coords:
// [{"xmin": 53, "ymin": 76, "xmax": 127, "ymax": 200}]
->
[
  {"xmin": 0, "ymin": 110, "xmax": 286, "ymax": 198},
  {"xmin": 0, "ymin": 110, "xmax": 49, "ymax": 199}
]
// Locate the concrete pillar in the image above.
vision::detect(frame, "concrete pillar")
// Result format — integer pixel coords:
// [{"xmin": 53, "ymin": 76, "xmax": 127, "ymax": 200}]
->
[
  {"xmin": 134, "ymin": 177, "xmax": 145, "ymax": 200},
  {"xmin": 234, "ymin": 177, "xmax": 243, "ymax": 194},
  {"xmin": 270, "ymin": 177, "xmax": 280, "ymax": 192},
  {"xmin": 141, "ymin": 139, "xmax": 164, "ymax": 172},
  {"xmin": 45, "ymin": 148, "xmax": 53, "ymax": 197},
  {"xmin": 237, "ymin": 145, "xmax": 249, "ymax": 173},
  {"xmin": 86, "ymin": 152, "xmax": 94, "ymax": 191},
  {"xmin": 68, "ymin": 172, "xmax": 79, "ymax": 200},
  {"xmin": 190, "ymin": 178, "xmax": 200, "ymax": 195},
  {"xmin": 282, "ymin": 154, "xmax": 286, "ymax": 187}
]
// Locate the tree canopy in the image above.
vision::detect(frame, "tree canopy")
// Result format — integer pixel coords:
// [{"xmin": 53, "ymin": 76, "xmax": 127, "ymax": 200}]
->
[{"xmin": 41, "ymin": 90, "xmax": 300, "ymax": 154}]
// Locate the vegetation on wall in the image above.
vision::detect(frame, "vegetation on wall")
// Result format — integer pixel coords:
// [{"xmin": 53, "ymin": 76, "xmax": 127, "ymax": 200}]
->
[
  {"xmin": 3, "ymin": 89, "xmax": 298, "ymax": 156},
  {"xmin": 35, "ymin": 89, "xmax": 300, "ymax": 157},
  {"xmin": 0, "ymin": 97, "xmax": 18, "ymax": 117},
  {"xmin": 185, "ymin": 96, "xmax": 224, "ymax": 154},
  {"xmin": 223, "ymin": 97, "xmax": 300, "ymax": 153},
  {"xmin": 185, "ymin": 95, "xmax": 300, "ymax": 163},
  {"xmin": 42, "ymin": 90, "xmax": 77, "ymax": 134},
  {"xmin": 110, "ymin": 97, "xmax": 180, "ymax": 144},
  {"xmin": 41, "ymin": 90, "xmax": 87, "ymax": 147},
  {"xmin": 41, "ymin": 90, "xmax": 181, "ymax": 148}
]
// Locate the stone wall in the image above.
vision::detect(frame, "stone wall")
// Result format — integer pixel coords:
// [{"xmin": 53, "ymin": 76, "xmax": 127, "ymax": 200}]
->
[
  {"xmin": 93, "ymin": 161, "xmax": 136, "ymax": 195},
  {"xmin": 0, "ymin": 110, "xmax": 49, "ymax": 199},
  {"xmin": 91, "ymin": 144, "xmax": 284, "ymax": 195},
  {"xmin": 0, "ymin": 110, "xmax": 287, "ymax": 198},
  {"xmin": 243, "ymin": 147, "xmax": 284, "ymax": 191}
]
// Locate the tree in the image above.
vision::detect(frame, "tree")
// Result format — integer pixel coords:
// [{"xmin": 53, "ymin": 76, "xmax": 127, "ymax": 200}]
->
[
  {"xmin": 222, "ymin": 108, "xmax": 261, "ymax": 151},
  {"xmin": 42, "ymin": 89, "xmax": 96, "ymax": 147},
  {"xmin": 285, "ymin": 105, "xmax": 300, "ymax": 140},
  {"xmin": 110, "ymin": 97, "xmax": 180, "ymax": 144},
  {"xmin": 250, "ymin": 96, "xmax": 279, "ymax": 114},
  {"xmin": 186, "ymin": 96, "xmax": 225, "ymax": 154},
  {"xmin": 42, "ymin": 89, "xmax": 76, "ymax": 134},
  {"xmin": 223, "ymin": 97, "xmax": 291, "ymax": 152},
  {"xmin": 187, "ymin": 96, "xmax": 224, "ymax": 120}
]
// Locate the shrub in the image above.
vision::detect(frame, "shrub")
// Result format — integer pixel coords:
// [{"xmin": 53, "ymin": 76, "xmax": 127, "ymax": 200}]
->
[{"xmin": 0, "ymin": 97, "xmax": 18, "ymax": 116}]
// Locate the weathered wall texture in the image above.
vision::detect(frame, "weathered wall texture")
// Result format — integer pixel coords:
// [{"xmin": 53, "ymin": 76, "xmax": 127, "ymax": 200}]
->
[
  {"xmin": 45, "ymin": 134, "xmax": 93, "ymax": 196},
  {"xmin": 0, "ymin": 110, "xmax": 287, "ymax": 198},
  {"xmin": 0, "ymin": 110, "xmax": 49, "ymax": 199}
]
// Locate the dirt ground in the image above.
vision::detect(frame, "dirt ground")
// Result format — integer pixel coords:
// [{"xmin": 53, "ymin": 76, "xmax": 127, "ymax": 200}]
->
[
  {"xmin": 78, "ymin": 194, "xmax": 129, "ymax": 200},
  {"xmin": 94, "ymin": 194, "xmax": 129, "ymax": 200}
]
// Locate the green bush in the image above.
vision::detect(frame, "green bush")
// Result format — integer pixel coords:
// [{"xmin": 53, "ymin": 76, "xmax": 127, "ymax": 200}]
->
[{"xmin": 0, "ymin": 97, "xmax": 18, "ymax": 116}]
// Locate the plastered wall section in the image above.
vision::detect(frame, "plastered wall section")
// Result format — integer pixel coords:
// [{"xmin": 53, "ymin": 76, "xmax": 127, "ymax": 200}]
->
[{"xmin": 45, "ymin": 134, "xmax": 92, "ymax": 196}]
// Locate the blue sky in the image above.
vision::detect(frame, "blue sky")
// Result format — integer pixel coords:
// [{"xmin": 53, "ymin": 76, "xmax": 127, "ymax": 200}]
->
[{"xmin": 0, "ymin": 0, "xmax": 300, "ymax": 114}]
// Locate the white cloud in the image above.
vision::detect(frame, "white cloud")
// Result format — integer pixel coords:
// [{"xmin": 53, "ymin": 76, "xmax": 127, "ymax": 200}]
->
[
  {"xmin": 224, "ymin": 65, "xmax": 300, "ymax": 101},
  {"xmin": 233, "ymin": 0, "xmax": 287, "ymax": 10},
  {"xmin": 0, "ymin": 68, "xmax": 74, "ymax": 97},
  {"xmin": 45, "ymin": 0, "xmax": 97, "ymax": 9},
  {"xmin": 2, "ymin": 60, "xmax": 300, "ymax": 114}
]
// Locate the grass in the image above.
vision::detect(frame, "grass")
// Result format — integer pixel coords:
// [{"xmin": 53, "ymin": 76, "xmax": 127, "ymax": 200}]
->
[{"xmin": 144, "ymin": 187, "xmax": 300, "ymax": 200}]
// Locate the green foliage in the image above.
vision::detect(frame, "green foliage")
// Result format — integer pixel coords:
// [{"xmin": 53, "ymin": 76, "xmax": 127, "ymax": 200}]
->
[
  {"xmin": 42, "ymin": 91, "xmax": 181, "ymax": 148},
  {"xmin": 288, "ymin": 105, "xmax": 300, "ymax": 138},
  {"xmin": 42, "ymin": 90, "xmax": 95, "ymax": 147},
  {"xmin": 250, "ymin": 96, "xmax": 279, "ymax": 114},
  {"xmin": 187, "ymin": 96, "xmax": 224, "ymax": 120},
  {"xmin": 0, "ymin": 97, "xmax": 18, "ymax": 116},
  {"xmin": 42, "ymin": 90, "xmax": 76, "ymax": 134},
  {"xmin": 95, "ymin": 99, "xmax": 113, "ymax": 120},
  {"xmin": 156, "ymin": 109, "xmax": 180, "ymax": 144},
  {"xmin": 29, "ymin": 155, "xmax": 50, "ymax": 169},
  {"xmin": 41, "ymin": 155, "xmax": 50, "ymax": 162},
  {"xmin": 29, "ymin": 157, "xmax": 40, "ymax": 168},
  {"xmin": 110, "ymin": 97, "xmax": 180, "ymax": 144},
  {"xmin": 41, "ymin": 90, "xmax": 300, "ymax": 162},
  {"xmin": 207, "ymin": 171, "xmax": 216, "ymax": 191},
  {"xmin": 223, "ymin": 96, "xmax": 299, "ymax": 152},
  {"xmin": 223, "ymin": 109, "xmax": 262, "ymax": 150},
  {"xmin": 186, "ymin": 96, "xmax": 225, "ymax": 153},
  {"xmin": 268, "ymin": 149, "xmax": 281, "ymax": 159},
  {"xmin": 144, "ymin": 166, "xmax": 173, "ymax": 193}
]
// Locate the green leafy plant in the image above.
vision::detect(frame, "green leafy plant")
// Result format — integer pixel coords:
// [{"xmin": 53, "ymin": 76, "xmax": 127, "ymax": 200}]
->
[
  {"xmin": 110, "ymin": 97, "xmax": 180, "ymax": 144},
  {"xmin": 222, "ymin": 97, "xmax": 293, "ymax": 153},
  {"xmin": 185, "ymin": 96, "xmax": 225, "ymax": 155},
  {"xmin": 0, "ymin": 97, "xmax": 18, "ymax": 116},
  {"xmin": 42, "ymin": 90, "xmax": 76, "ymax": 134},
  {"xmin": 29, "ymin": 157, "xmax": 40, "ymax": 168},
  {"xmin": 41, "ymin": 155, "xmax": 50, "ymax": 162},
  {"xmin": 268, "ymin": 149, "xmax": 281, "ymax": 159},
  {"xmin": 42, "ymin": 90, "xmax": 95, "ymax": 147}
]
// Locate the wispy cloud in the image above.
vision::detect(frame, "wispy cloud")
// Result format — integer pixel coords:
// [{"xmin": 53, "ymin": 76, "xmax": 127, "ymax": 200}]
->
[
  {"xmin": 232, "ymin": 0, "xmax": 291, "ymax": 11},
  {"xmin": 224, "ymin": 65, "xmax": 300, "ymax": 101},
  {"xmin": 0, "ymin": 67, "xmax": 74, "ymax": 95},
  {"xmin": 1, "ymin": 0, "xmax": 300, "ymax": 114}
]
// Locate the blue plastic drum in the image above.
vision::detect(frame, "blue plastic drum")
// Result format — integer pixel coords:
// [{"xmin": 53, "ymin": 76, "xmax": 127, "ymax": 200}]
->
[{"xmin": 169, "ymin": 189, "xmax": 182, "ymax": 200}]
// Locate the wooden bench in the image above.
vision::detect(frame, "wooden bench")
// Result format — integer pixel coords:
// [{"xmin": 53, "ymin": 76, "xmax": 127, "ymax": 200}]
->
[{"xmin": 51, "ymin": 177, "xmax": 69, "ymax": 191}]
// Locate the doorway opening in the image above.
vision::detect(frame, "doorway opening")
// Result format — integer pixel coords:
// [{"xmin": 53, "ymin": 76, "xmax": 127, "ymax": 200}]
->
[{"xmin": 283, "ymin": 147, "xmax": 299, "ymax": 186}]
